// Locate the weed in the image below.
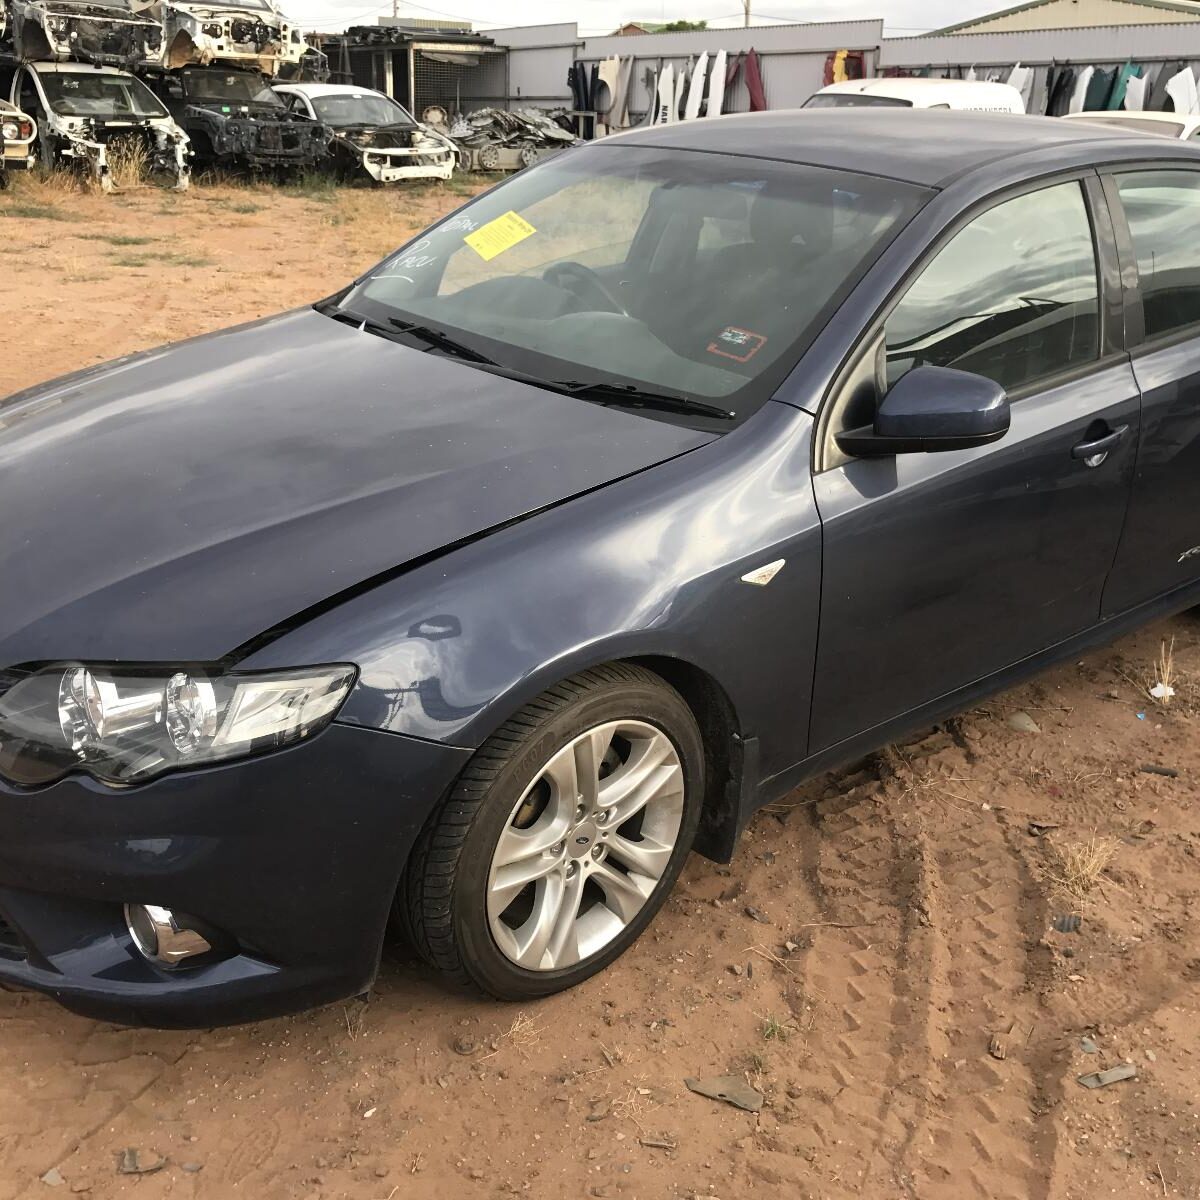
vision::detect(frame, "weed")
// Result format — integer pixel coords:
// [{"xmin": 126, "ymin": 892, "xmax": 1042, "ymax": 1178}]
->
[
  {"xmin": 0, "ymin": 202, "xmax": 69, "ymax": 220},
  {"xmin": 97, "ymin": 234, "xmax": 158, "ymax": 247},
  {"xmin": 107, "ymin": 137, "xmax": 151, "ymax": 190},
  {"xmin": 228, "ymin": 201, "xmax": 263, "ymax": 214},
  {"xmin": 760, "ymin": 1014, "xmax": 790, "ymax": 1042},
  {"xmin": 1050, "ymin": 833, "xmax": 1120, "ymax": 905},
  {"xmin": 1151, "ymin": 636, "xmax": 1176, "ymax": 705}
]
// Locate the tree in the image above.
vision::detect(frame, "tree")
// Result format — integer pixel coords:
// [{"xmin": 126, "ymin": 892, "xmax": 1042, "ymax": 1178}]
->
[{"xmin": 661, "ymin": 20, "xmax": 708, "ymax": 31}]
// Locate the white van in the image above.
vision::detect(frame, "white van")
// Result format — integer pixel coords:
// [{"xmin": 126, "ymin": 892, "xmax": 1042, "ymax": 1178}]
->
[{"xmin": 805, "ymin": 78, "xmax": 1026, "ymax": 114}]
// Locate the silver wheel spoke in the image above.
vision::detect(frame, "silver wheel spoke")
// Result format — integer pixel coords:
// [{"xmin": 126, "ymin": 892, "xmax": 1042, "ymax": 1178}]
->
[
  {"xmin": 488, "ymin": 837, "xmax": 564, "ymax": 918},
  {"xmin": 598, "ymin": 736, "xmax": 681, "ymax": 828},
  {"xmin": 606, "ymin": 832, "xmax": 674, "ymax": 879},
  {"xmin": 513, "ymin": 869, "xmax": 585, "ymax": 969},
  {"xmin": 590, "ymin": 860, "xmax": 652, "ymax": 923}
]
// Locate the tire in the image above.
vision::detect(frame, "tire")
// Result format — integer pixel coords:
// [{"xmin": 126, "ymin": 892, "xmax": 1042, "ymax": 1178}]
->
[{"xmin": 402, "ymin": 664, "xmax": 704, "ymax": 1000}]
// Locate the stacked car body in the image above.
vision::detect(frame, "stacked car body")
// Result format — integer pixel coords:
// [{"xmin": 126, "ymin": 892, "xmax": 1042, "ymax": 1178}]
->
[{"xmin": 0, "ymin": 0, "xmax": 459, "ymax": 187}]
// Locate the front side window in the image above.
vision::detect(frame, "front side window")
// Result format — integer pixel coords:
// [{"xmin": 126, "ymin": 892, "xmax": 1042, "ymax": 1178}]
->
[
  {"xmin": 338, "ymin": 146, "xmax": 930, "ymax": 425},
  {"xmin": 1116, "ymin": 170, "xmax": 1200, "ymax": 339},
  {"xmin": 884, "ymin": 181, "xmax": 1100, "ymax": 393}
]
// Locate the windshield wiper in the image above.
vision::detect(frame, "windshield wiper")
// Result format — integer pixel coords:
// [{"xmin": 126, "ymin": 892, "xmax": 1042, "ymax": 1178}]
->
[
  {"xmin": 551, "ymin": 380, "xmax": 735, "ymax": 422},
  {"xmin": 324, "ymin": 307, "xmax": 734, "ymax": 422}
]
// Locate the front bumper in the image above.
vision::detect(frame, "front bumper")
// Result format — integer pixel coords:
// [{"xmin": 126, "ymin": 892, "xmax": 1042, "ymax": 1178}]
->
[{"xmin": 0, "ymin": 722, "xmax": 470, "ymax": 1027}]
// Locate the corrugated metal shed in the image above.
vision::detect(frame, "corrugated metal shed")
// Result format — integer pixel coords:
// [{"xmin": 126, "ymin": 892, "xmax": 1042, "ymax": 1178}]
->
[
  {"xmin": 937, "ymin": 0, "xmax": 1200, "ymax": 35},
  {"xmin": 880, "ymin": 20, "xmax": 1200, "ymax": 66}
]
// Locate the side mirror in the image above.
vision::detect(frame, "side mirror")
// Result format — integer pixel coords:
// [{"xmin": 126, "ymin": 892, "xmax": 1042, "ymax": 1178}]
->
[{"xmin": 835, "ymin": 364, "xmax": 1010, "ymax": 457}]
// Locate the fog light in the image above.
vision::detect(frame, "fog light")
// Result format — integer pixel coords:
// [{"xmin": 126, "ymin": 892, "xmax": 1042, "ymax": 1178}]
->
[{"xmin": 124, "ymin": 904, "xmax": 212, "ymax": 967}]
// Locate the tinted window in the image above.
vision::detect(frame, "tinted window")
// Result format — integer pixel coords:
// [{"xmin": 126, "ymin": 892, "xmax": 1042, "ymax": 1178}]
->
[
  {"xmin": 1116, "ymin": 170, "xmax": 1200, "ymax": 339},
  {"xmin": 885, "ymin": 182, "xmax": 1099, "ymax": 392}
]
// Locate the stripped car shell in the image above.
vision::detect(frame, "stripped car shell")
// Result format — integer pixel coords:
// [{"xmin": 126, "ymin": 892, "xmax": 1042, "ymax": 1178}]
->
[
  {"xmin": 273, "ymin": 82, "xmax": 456, "ymax": 183},
  {"xmin": 0, "ymin": 97, "xmax": 36, "ymax": 184},
  {"xmin": 145, "ymin": 0, "xmax": 307, "ymax": 75},
  {"xmin": 10, "ymin": 61, "xmax": 189, "ymax": 190},
  {"xmin": 2, "ymin": 0, "xmax": 161, "ymax": 67},
  {"xmin": 152, "ymin": 64, "xmax": 326, "ymax": 171}
]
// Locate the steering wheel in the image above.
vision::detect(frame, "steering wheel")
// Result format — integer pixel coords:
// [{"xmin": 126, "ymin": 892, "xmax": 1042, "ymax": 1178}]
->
[{"xmin": 543, "ymin": 261, "xmax": 629, "ymax": 315}]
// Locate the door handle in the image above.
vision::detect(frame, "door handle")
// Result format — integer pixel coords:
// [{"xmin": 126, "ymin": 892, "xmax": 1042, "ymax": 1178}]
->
[{"xmin": 1071, "ymin": 423, "xmax": 1129, "ymax": 467}]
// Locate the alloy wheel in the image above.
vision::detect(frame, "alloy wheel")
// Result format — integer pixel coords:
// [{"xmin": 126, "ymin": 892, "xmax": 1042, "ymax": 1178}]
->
[{"xmin": 485, "ymin": 719, "xmax": 685, "ymax": 971}]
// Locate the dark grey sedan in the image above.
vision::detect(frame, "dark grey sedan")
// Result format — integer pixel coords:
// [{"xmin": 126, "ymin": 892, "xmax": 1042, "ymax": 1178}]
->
[{"xmin": 1, "ymin": 110, "xmax": 1198, "ymax": 1026}]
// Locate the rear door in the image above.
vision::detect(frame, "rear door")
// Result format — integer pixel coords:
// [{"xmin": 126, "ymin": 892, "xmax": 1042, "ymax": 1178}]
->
[
  {"xmin": 1101, "ymin": 167, "xmax": 1200, "ymax": 613},
  {"xmin": 810, "ymin": 175, "xmax": 1139, "ymax": 753}
]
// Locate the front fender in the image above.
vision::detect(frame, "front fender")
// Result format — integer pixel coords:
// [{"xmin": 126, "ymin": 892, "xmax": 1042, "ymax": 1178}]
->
[{"xmin": 240, "ymin": 401, "xmax": 821, "ymax": 787}]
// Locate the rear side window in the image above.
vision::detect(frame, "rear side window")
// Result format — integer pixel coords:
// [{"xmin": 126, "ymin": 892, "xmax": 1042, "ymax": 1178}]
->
[
  {"xmin": 1116, "ymin": 170, "xmax": 1200, "ymax": 340},
  {"xmin": 884, "ymin": 181, "xmax": 1100, "ymax": 393}
]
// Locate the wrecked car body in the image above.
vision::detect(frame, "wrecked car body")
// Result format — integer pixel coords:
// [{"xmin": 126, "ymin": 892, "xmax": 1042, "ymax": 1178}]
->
[
  {"xmin": 0, "ymin": 97, "xmax": 35, "ymax": 186},
  {"xmin": 446, "ymin": 106, "xmax": 575, "ymax": 172},
  {"xmin": 145, "ymin": 0, "xmax": 308, "ymax": 76},
  {"xmin": 8, "ymin": 60, "xmax": 189, "ymax": 189},
  {"xmin": 273, "ymin": 82, "xmax": 455, "ymax": 183},
  {"xmin": 1, "ymin": 0, "xmax": 161, "ymax": 68},
  {"xmin": 152, "ymin": 66, "xmax": 327, "ymax": 171}
]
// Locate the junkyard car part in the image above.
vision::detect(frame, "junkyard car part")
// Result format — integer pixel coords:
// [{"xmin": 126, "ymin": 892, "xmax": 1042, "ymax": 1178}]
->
[
  {"xmin": 448, "ymin": 105, "xmax": 575, "ymax": 172},
  {"xmin": 152, "ymin": 64, "xmax": 327, "ymax": 171},
  {"xmin": 146, "ymin": 0, "xmax": 309, "ymax": 76},
  {"xmin": 0, "ymin": 97, "xmax": 36, "ymax": 183},
  {"xmin": 273, "ymin": 81, "xmax": 456, "ymax": 183},
  {"xmin": 2, "ymin": 0, "xmax": 162, "ymax": 68},
  {"xmin": 11, "ymin": 61, "xmax": 190, "ymax": 190}
]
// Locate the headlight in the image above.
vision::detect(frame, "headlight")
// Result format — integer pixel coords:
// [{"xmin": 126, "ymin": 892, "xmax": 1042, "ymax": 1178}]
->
[
  {"xmin": 0, "ymin": 663, "xmax": 355, "ymax": 787},
  {"xmin": 45, "ymin": 15, "xmax": 69, "ymax": 32},
  {"xmin": 0, "ymin": 121, "xmax": 19, "ymax": 142},
  {"xmin": 202, "ymin": 21, "xmax": 223, "ymax": 36}
]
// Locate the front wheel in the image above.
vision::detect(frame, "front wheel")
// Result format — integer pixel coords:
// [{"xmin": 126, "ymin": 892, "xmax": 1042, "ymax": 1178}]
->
[{"xmin": 402, "ymin": 664, "xmax": 703, "ymax": 999}]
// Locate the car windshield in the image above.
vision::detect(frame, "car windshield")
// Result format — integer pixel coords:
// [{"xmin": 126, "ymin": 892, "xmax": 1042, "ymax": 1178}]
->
[
  {"xmin": 311, "ymin": 92, "xmax": 415, "ymax": 128},
  {"xmin": 337, "ymin": 146, "xmax": 929, "ymax": 425},
  {"xmin": 804, "ymin": 93, "xmax": 913, "ymax": 108},
  {"xmin": 39, "ymin": 72, "xmax": 167, "ymax": 118},
  {"xmin": 182, "ymin": 68, "xmax": 281, "ymax": 106}
]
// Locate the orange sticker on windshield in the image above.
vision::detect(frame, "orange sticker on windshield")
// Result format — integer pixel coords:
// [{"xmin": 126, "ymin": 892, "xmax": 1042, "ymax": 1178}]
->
[
  {"xmin": 464, "ymin": 211, "xmax": 537, "ymax": 261},
  {"xmin": 708, "ymin": 326, "xmax": 768, "ymax": 363}
]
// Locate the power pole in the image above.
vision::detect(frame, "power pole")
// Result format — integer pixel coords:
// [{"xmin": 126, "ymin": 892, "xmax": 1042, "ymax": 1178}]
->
[{"xmin": 742, "ymin": 0, "xmax": 751, "ymax": 26}]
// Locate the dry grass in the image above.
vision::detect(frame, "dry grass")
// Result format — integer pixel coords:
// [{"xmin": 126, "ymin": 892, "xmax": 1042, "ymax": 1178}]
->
[
  {"xmin": 481, "ymin": 1010, "xmax": 542, "ymax": 1058},
  {"xmin": 1049, "ymin": 833, "xmax": 1120, "ymax": 906},
  {"xmin": 107, "ymin": 137, "xmax": 151, "ymax": 191},
  {"xmin": 1152, "ymin": 636, "xmax": 1177, "ymax": 705}
]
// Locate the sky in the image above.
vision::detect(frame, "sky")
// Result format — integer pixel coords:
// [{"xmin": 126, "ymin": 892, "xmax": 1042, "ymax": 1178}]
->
[{"xmin": 288, "ymin": 0, "xmax": 1015, "ymax": 37}]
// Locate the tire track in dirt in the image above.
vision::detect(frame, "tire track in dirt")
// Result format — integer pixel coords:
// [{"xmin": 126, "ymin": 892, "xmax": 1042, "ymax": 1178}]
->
[
  {"xmin": 777, "ymin": 751, "xmax": 941, "ymax": 1197},
  {"xmin": 888, "ymin": 741, "xmax": 1054, "ymax": 1200}
]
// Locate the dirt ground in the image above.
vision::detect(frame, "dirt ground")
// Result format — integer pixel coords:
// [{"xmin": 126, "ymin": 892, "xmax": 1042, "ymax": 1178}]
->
[{"xmin": 1, "ymin": 173, "xmax": 1198, "ymax": 1200}]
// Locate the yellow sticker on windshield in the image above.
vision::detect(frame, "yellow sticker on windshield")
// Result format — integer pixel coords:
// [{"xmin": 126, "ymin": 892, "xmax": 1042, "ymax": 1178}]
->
[{"xmin": 464, "ymin": 211, "xmax": 537, "ymax": 261}]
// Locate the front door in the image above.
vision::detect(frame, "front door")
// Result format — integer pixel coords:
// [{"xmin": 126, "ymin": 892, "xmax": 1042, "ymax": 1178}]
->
[
  {"xmin": 1102, "ymin": 167, "xmax": 1200, "ymax": 614},
  {"xmin": 811, "ymin": 177, "xmax": 1138, "ymax": 753}
]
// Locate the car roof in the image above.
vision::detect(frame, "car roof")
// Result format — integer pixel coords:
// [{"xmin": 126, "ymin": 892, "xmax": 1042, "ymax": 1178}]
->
[
  {"xmin": 606, "ymin": 108, "xmax": 1200, "ymax": 188},
  {"xmin": 28, "ymin": 61, "xmax": 137, "ymax": 76},
  {"xmin": 273, "ymin": 83, "xmax": 388, "ymax": 99}
]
